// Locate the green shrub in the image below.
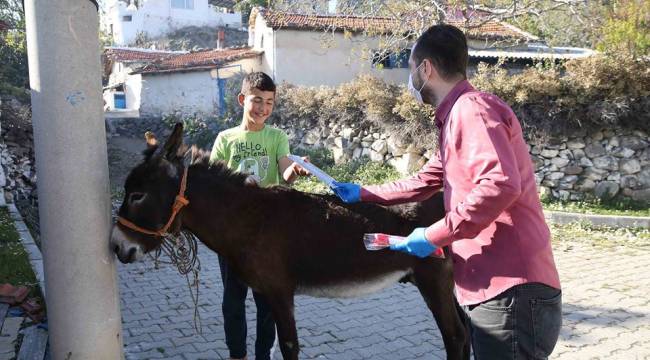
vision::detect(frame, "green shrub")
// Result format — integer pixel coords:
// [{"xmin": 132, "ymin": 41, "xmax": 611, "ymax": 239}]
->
[
  {"xmin": 292, "ymin": 147, "xmax": 335, "ymax": 169},
  {"xmin": 162, "ymin": 113, "xmax": 235, "ymax": 149},
  {"xmin": 472, "ymin": 54, "xmax": 650, "ymax": 142},
  {"xmin": 541, "ymin": 196, "xmax": 650, "ymax": 217},
  {"xmin": 214, "ymin": 54, "xmax": 648, "ymax": 147},
  {"xmin": 292, "ymin": 151, "xmax": 401, "ymax": 194}
]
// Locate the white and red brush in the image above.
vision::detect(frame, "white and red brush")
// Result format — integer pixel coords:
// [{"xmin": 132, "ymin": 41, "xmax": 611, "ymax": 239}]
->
[{"xmin": 363, "ymin": 233, "xmax": 446, "ymax": 259}]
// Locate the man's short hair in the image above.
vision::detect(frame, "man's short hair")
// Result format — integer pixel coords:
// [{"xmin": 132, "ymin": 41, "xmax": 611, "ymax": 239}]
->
[
  {"xmin": 412, "ymin": 24, "xmax": 468, "ymax": 80},
  {"xmin": 241, "ymin": 72, "xmax": 276, "ymax": 95}
]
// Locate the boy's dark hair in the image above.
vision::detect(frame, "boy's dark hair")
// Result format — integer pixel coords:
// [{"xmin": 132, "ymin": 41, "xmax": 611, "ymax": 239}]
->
[
  {"xmin": 412, "ymin": 24, "xmax": 468, "ymax": 80},
  {"xmin": 241, "ymin": 71, "xmax": 276, "ymax": 95}
]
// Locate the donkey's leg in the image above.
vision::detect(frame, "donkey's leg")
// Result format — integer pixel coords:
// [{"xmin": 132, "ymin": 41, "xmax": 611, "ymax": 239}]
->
[
  {"xmin": 413, "ymin": 264, "xmax": 470, "ymax": 360},
  {"xmin": 265, "ymin": 291, "xmax": 300, "ymax": 360}
]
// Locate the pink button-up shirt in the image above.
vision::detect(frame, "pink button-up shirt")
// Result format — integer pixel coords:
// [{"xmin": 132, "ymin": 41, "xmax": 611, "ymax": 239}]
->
[{"xmin": 361, "ymin": 80, "xmax": 561, "ymax": 305}]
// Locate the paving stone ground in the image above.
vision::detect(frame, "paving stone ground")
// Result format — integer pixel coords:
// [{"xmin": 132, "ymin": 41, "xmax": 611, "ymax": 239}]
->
[{"xmin": 118, "ymin": 239, "xmax": 650, "ymax": 360}]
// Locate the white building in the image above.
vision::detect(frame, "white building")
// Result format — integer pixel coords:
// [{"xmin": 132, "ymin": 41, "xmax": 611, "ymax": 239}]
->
[
  {"xmin": 104, "ymin": 0, "xmax": 243, "ymax": 46},
  {"xmin": 102, "ymin": 46, "xmax": 262, "ymax": 116},
  {"xmin": 248, "ymin": 8, "xmax": 595, "ymax": 87}
]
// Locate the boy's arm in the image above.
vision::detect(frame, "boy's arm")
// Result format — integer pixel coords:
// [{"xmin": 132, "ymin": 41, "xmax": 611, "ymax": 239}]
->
[
  {"xmin": 279, "ymin": 156, "xmax": 309, "ymax": 184},
  {"xmin": 209, "ymin": 133, "xmax": 226, "ymax": 164},
  {"xmin": 276, "ymin": 131, "xmax": 309, "ymax": 184}
]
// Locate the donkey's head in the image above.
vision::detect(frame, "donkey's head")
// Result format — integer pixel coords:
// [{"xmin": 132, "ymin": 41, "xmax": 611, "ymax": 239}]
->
[{"xmin": 111, "ymin": 123, "xmax": 190, "ymax": 263}]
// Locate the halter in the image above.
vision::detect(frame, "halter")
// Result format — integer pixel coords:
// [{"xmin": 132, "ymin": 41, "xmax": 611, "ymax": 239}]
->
[{"xmin": 117, "ymin": 167, "xmax": 190, "ymax": 237}]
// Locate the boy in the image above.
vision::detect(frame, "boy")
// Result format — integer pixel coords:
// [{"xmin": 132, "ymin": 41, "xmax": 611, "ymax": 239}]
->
[{"xmin": 209, "ymin": 72, "xmax": 309, "ymax": 360}]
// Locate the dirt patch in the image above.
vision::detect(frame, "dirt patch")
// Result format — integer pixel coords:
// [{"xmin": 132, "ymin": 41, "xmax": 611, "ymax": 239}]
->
[{"xmin": 108, "ymin": 136, "xmax": 146, "ymax": 197}]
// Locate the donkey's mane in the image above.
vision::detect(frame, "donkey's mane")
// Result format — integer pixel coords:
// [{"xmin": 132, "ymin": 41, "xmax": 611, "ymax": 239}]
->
[
  {"xmin": 142, "ymin": 143, "xmax": 250, "ymax": 186},
  {"xmin": 187, "ymin": 145, "xmax": 250, "ymax": 186}
]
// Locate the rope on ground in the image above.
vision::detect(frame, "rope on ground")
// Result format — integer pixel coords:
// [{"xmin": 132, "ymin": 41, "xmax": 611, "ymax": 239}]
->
[{"xmin": 151, "ymin": 230, "xmax": 203, "ymax": 334}]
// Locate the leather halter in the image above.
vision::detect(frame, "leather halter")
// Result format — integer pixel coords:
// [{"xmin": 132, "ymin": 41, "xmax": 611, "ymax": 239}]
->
[{"xmin": 117, "ymin": 167, "xmax": 189, "ymax": 237}]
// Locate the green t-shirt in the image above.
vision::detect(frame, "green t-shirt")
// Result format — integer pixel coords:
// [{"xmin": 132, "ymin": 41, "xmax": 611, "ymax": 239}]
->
[{"xmin": 209, "ymin": 125, "xmax": 290, "ymax": 187}]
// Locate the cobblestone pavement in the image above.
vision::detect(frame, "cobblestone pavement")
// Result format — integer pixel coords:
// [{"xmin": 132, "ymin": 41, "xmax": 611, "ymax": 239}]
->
[{"xmin": 118, "ymin": 240, "xmax": 650, "ymax": 360}]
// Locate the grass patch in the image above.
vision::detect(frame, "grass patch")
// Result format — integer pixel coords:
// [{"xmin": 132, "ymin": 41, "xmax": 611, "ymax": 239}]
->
[
  {"xmin": 549, "ymin": 221, "xmax": 650, "ymax": 249},
  {"xmin": 0, "ymin": 206, "xmax": 41, "ymax": 298},
  {"xmin": 291, "ymin": 148, "xmax": 400, "ymax": 194},
  {"xmin": 290, "ymin": 148, "xmax": 650, "ymax": 220},
  {"xmin": 542, "ymin": 197, "xmax": 650, "ymax": 217}
]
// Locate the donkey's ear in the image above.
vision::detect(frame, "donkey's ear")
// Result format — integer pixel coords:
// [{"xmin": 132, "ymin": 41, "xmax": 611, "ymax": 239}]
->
[
  {"xmin": 144, "ymin": 131, "xmax": 158, "ymax": 148},
  {"xmin": 142, "ymin": 131, "xmax": 159, "ymax": 161},
  {"xmin": 163, "ymin": 123, "xmax": 184, "ymax": 160}
]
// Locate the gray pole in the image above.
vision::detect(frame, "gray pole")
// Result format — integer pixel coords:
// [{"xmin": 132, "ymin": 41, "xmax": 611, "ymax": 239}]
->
[{"xmin": 24, "ymin": 1, "xmax": 124, "ymax": 358}]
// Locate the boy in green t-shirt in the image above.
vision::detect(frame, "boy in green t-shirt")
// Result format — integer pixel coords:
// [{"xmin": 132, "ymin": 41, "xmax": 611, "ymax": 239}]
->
[{"xmin": 209, "ymin": 72, "xmax": 309, "ymax": 360}]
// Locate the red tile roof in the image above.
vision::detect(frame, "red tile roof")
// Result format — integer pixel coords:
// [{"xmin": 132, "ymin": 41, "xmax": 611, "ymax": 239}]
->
[
  {"xmin": 103, "ymin": 47, "xmax": 183, "ymax": 63},
  {"xmin": 134, "ymin": 47, "xmax": 263, "ymax": 74},
  {"xmin": 251, "ymin": 8, "xmax": 536, "ymax": 42}
]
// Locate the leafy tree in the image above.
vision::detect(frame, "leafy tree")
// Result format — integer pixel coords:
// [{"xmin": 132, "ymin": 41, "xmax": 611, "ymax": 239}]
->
[
  {"xmin": 597, "ymin": 0, "xmax": 650, "ymax": 57},
  {"xmin": 0, "ymin": 0, "xmax": 28, "ymax": 95}
]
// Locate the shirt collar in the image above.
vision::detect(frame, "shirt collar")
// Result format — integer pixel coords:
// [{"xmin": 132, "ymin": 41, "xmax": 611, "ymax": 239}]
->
[{"xmin": 434, "ymin": 80, "xmax": 475, "ymax": 128}]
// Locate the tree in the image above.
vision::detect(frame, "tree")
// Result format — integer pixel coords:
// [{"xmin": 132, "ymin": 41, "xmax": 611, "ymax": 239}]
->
[
  {"xmin": 276, "ymin": 0, "xmax": 649, "ymax": 57},
  {"xmin": 597, "ymin": 0, "xmax": 650, "ymax": 57},
  {"xmin": 0, "ymin": 0, "xmax": 28, "ymax": 94}
]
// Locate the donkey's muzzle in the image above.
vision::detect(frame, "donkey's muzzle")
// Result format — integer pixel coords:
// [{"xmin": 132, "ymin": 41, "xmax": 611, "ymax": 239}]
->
[{"xmin": 110, "ymin": 225, "xmax": 143, "ymax": 263}]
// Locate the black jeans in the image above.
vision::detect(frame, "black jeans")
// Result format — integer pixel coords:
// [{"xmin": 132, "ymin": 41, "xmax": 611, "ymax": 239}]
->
[
  {"xmin": 463, "ymin": 283, "xmax": 562, "ymax": 360},
  {"xmin": 218, "ymin": 255, "xmax": 276, "ymax": 360}
]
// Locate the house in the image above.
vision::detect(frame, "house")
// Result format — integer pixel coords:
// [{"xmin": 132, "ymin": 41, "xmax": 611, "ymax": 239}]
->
[
  {"xmin": 101, "ymin": 7, "xmax": 595, "ymax": 117},
  {"xmin": 102, "ymin": 46, "xmax": 262, "ymax": 116},
  {"xmin": 247, "ymin": 8, "xmax": 595, "ymax": 86},
  {"xmin": 103, "ymin": 47, "xmax": 186, "ymax": 113},
  {"xmin": 103, "ymin": 0, "xmax": 243, "ymax": 46}
]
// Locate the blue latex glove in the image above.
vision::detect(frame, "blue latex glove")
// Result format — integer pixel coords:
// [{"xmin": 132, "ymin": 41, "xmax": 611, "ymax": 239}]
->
[
  {"xmin": 390, "ymin": 227, "xmax": 438, "ymax": 258},
  {"xmin": 330, "ymin": 181, "xmax": 361, "ymax": 203}
]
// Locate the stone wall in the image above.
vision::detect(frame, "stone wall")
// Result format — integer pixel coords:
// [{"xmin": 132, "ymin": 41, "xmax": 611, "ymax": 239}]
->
[{"xmin": 276, "ymin": 121, "xmax": 650, "ymax": 203}]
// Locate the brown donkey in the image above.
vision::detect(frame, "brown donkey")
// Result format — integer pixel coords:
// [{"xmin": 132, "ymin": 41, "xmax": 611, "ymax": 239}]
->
[{"xmin": 110, "ymin": 124, "xmax": 469, "ymax": 359}]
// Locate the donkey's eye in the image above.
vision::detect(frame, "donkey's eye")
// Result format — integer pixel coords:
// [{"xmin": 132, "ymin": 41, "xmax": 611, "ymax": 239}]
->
[{"xmin": 128, "ymin": 192, "xmax": 146, "ymax": 205}]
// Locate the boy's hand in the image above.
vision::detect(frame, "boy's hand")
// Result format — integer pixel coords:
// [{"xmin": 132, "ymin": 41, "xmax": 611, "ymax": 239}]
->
[
  {"xmin": 291, "ymin": 156, "xmax": 311, "ymax": 176},
  {"xmin": 330, "ymin": 181, "xmax": 361, "ymax": 203}
]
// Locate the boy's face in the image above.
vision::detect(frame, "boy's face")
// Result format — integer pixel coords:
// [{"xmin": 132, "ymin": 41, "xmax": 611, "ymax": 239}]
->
[{"xmin": 238, "ymin": 88, "xmax": 275, "ymax": 126}]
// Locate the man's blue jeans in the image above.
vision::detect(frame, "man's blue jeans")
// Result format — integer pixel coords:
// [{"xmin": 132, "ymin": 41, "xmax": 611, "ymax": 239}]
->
[
  {"xmin": 218, "ymin": 255, "xmax": 276, "ymax": 359},
  {"xmin": 463, "ymin": 282, "xmax": 563, "ymax": 359}
]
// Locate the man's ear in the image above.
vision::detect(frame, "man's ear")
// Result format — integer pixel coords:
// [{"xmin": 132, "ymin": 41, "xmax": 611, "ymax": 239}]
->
[
  {"xmin": 424, "ymin": 59, "xmax": 439, "ymax": 82},
  {"xmin": 238, "ymin": 93, "xmax": 245, "ymax": 107}
]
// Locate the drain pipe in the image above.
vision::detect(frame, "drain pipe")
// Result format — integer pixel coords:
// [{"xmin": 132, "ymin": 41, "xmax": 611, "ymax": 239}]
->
[{"xmin": 24, "ymin": 0, "xmax": 124, "ymax": 358}]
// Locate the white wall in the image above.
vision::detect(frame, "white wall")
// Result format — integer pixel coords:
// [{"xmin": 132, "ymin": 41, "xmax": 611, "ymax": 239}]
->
[
  {"xmin": 106, "ymin": 0, "xmax": 242, "ymax": 46},
  {"xmin": 270, "ymin": 29, "xmax": 409, "ymax": 86},
  {"xmin": 103, "ymin": 62, "xmax": 143, "ymax": 111},
  {"xmin": 249, "ymin": 13, "xmax": 412, "ymax": 86},
  {"xmin": 248, "ymin": 16, "xmax": 276, "ymax": 78},
  {"xmin": 138, "ymin": 57, "xmax": 262, "ymax": 116},
  {"xmin": 139, "ymin": 71, "xmax": 217, "ymax": 116},
  {"xmin": 251, "ymin": 15, "xmax": 520, "ymax": 87}
]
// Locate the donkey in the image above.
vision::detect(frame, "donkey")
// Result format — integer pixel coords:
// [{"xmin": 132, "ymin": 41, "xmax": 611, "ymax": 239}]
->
[{"xmin": 110, "ymin": 123, "xmax": 469, "ymax": 360}]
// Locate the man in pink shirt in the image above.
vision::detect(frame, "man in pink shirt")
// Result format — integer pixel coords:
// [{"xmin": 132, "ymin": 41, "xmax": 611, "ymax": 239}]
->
[{"xmin": 331, "ymin": 25, "xmax": 562, "ymax": 359}]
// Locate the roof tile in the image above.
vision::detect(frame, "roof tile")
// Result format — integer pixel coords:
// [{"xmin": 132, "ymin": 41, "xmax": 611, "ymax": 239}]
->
[
  {"xmin": 135, "ymin": 47, "xmax": 262, "ymax": 74},
  {"xmin": 254, "ymin": 9, "xmax": 536, "ymax": 42}
]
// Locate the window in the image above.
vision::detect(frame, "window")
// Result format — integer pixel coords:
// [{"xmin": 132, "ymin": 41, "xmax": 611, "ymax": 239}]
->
[
  {"xmin": 114, "ymin": 93, "xmax": 126, "ymax": 109},
  {"xmin": 372, "ymin": 52, "xmax": 391, "ymax": 69},
  {"xmin": 122, "ymin": 15, "xmax": 132, "ymax": 22},
  {"xmin": 372, "ymin": 49, "xmax": 410, "ymax": 69},
  {"xmin": 171, "ymin": 0, "xmax": 193, "ymax": 9}
]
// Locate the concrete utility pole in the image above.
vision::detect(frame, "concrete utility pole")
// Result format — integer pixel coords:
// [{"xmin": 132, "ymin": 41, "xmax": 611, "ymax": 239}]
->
[{"xmin": 24, "ymin": 1, "xmax": 124, "ymax": 359}]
